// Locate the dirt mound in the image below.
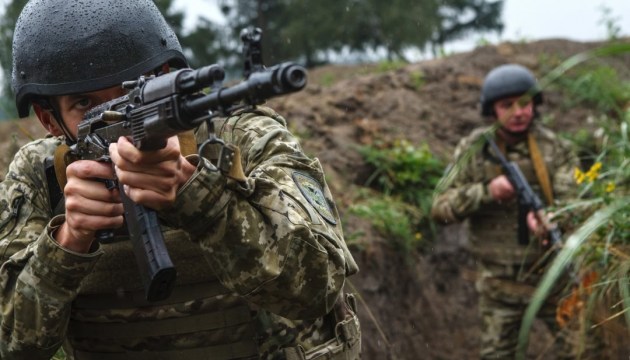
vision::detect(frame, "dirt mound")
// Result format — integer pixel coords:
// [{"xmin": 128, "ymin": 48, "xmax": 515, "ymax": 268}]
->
[
  {"xmin": 1, "ymin": 38, "xmax": 629, "ymax": 359},
  {"xmin": 265, "ymin": 38, "xmax": 630, "ymax": 359}
]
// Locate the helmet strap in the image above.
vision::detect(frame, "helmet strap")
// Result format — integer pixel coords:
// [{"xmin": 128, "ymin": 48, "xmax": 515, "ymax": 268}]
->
[{"xmin": 37, "ymin": 98, "xmax": 77, "ymax": 144}]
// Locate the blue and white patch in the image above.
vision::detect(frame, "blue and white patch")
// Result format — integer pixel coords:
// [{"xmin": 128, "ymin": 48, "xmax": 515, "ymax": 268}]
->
[{"xmin": 293, "ymin": 172, "xmax": 336, "ymax": 225}]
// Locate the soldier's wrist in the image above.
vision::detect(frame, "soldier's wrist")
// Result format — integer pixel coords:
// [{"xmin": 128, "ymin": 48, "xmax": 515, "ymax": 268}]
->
[
  {"xmin": 54, "ymin": 222, "xmax": 95, "ymax": 254},
  {"xmin": 481, "ymin": 179, "xmax": 494, "ymax": 203}
]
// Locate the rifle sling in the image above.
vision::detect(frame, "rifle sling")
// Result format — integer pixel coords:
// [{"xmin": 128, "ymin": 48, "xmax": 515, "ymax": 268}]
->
[
  {"xmin": 494, "ymin": 133, "xmax": 555, "ymax": 245},
  {"xmin": 527, "ymin": 132, "xmax": 554, "ymax": 206},
  {"xmin": 53, "ymin": 143, "xmax": 72, "ymax": 190},
  {"xmin": 494, "ymin": 134, "xmax": 554, "ymax": 205},
  {"xmin": 177, "ymin": 130, "xmax": 198, "ymax": 157},
  {"xmin": 45, "ymin": 155, "xmax": 65, "ymax": 215}
]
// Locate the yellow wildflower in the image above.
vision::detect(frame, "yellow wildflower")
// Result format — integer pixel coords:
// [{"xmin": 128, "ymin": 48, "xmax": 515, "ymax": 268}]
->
[
  {"xmin": 585, "ymin": 162, "xmax": 602, "ymax": 182},
  {"xmin": 415, "ymin": 232, "xmax": 422, "ymax": 241},
  {"xmin": 573, "ymin": 167, "xmax": 586, "ymax": 185},
  {"xmin": 605, "ymin": 182, "xmax": 616, "ymax": 193}
]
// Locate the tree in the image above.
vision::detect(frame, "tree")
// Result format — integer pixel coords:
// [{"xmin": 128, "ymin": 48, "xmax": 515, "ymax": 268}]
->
[
  {"xmin": 220, "ymin": 0, "xmax": 294, "ymax": 64},
  {"xmin": 219, "ymin": 0, "xmax": 440, "ymax": 65},
  {"xmin": 0, "ymin": 0, "xmax": 28, "ymax": 118},
  {"xmin": 363, "ymin": 0, "xmax": 440, "ymax": 61},
  {"xmin": 218, "ymin": 0, "xmax": 503, "ymax": 65},
  {"xmin": 179, "ymin": 17, "xmax": 233, "ymax": 70},
  {"xmin": 430, "ymin": 0, "xmax": 504, "ymax": 56}
]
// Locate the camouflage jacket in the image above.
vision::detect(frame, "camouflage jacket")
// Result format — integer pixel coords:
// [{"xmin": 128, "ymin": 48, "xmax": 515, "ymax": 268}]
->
[
  {"xmin": 0, "ymin": 106, "xmax": 359, "ymax": 359},
  {"xmin": 431, "ymin": 123, "xmax": 578, "ymax": 265}
]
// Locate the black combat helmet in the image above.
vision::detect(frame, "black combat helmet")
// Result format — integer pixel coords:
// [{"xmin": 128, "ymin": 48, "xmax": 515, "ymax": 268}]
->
[
  {"xmin": 479, "ymin": 64, "xmax": 543, "ymax": 116},
  {"xmin": 11, "ymin": 0, "xmax": 188, "ymax": 117}
]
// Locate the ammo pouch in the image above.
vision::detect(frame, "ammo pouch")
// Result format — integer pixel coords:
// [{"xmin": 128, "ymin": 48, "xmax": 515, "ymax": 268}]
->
[{"xmin": 282, "ymin": 293, "xmax": 361, "ymax": 360}]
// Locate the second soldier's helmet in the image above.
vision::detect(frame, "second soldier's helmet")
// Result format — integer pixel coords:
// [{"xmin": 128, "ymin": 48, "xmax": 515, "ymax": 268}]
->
[
  {"xmin": 11, "ymin": 0, "xmax": 188, "ymax": 117},
  {"xmin": 479, "ymin": 64, "xmax": 543, "ymax": 116}
]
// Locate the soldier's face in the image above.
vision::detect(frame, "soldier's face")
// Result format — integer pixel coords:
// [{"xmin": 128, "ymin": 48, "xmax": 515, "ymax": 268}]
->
[
  {"xmin": 493, "ymin": 95, "xmax": 534, "ymax": 133},
  {"xmin": 54, "ymin": 86, "xmax": 126, "ymax": 137}
]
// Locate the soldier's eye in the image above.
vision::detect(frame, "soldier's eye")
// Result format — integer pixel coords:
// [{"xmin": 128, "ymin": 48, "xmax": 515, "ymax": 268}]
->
[{"xmin": 74, "ymin": 97, "xmax": 92, "ymax": 110}]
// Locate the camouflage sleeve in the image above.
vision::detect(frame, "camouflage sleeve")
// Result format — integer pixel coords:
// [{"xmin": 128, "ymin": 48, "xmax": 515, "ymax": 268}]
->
[
  {"xmin": 431, "ymin": 133, "xmax": 493, "ymax": 224},
  {"xmin": 160, "ymin": 107, "xmax": 357, "ymax": 320},
  {"xmin": 0, "ymin": 141, "xmax": 102, "ymax": 359}
]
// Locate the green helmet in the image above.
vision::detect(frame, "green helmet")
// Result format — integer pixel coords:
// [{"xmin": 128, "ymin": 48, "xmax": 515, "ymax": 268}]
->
[
  {"xmin": 11, "ymin": 0, "xmax": 188, "ymax": 117},
  {"xmin": 480, "ymin": 64, "xmax": 543, "ymax": 116}
]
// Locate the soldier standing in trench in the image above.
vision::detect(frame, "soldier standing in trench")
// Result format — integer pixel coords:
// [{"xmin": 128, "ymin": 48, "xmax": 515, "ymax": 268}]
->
[{"xmin": 431, "ymin": 63, "xmax": 603, "ymax": 359}]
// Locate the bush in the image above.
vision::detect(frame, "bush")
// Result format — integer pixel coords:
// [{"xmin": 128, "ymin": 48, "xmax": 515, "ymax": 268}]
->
[{"xmin": 356, "ymin": 139, "xmax": 445, "ymax": 248}]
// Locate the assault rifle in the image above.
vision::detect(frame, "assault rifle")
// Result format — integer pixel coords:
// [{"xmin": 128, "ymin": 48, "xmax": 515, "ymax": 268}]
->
[
  {"xmin": 483, "ymin": 133, "xmax": 562, "ymax": 248},
  {"xmin": 67, "ymin": 27, "xmax": 307, "ymax": 302}
]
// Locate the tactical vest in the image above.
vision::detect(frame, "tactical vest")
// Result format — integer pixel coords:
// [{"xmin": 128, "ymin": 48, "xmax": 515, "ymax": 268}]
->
[
  {"xmin": 44, "ymin": 114, "xmax": 361, "ymax": 359},
  {"xmin": 60, "ymin": 226, "xmax": 360, "ymax": 360},
  {"xmin": 468, "ymin": 147, "xmax": 547, "ymax": 266},
  {"xmin": 63, "ymin": 228, "xmax": 260, "ymax": 359}
]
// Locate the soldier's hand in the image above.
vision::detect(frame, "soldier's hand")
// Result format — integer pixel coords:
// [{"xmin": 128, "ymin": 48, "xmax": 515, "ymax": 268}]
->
[
  {"xmin": 109, "ymin": 136, "xmax": 196, "ymax": 210},
  {"xmin": 57, "ymin": 160, "xmax": 124, "ymax": 253},
  {"xmin": 527, "ymin": 210, "xmax": 553, "ymax": 239},
  {"xmin": 527, "ymin": 210, "xmax": 556, "ymax": 246},
  {"xmin": 488, "ymin": 175, "xmax": 515, "ymax": 202}
]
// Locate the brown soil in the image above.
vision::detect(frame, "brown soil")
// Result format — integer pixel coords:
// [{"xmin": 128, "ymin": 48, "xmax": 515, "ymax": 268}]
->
[{"xmin": 1, "ymin": 38, "xmax": 629, "ymax": 359}]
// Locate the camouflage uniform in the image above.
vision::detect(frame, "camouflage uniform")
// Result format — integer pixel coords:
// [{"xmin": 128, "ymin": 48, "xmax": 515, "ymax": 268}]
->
[
  {"xmin": 431, "ymin": 123, "xmax": 600, "ymax": 359},
  {"xmin": 0, "ymin": 106, "xmax": 361, "ymax": 360}
]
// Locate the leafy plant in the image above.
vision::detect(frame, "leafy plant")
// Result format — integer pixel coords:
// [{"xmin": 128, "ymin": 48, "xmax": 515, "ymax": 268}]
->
[
  {"xmin": 375, "ymin": 60, "xmax": 408, "ymax": 73},
  {"xmin": 349, "ymin": 193, "xmax": 424, "ymax": 254},
  {"xmin": 52, "ymin": 349, "xmax": 66, "ymax": 360},
  {"xmin": 319, "ymin": 72, "xmax": 338, "ymax": 87},
  {"xmin": 409, "ymin": 70, "xmax": 426, "ymax": 91},
  {"xmin": 359, "ymin": 139, "xmax": 445, "ymax": 238},
  {"xmin": 475, "ymin": 37, "xmax": 491, "ymax": 47}
]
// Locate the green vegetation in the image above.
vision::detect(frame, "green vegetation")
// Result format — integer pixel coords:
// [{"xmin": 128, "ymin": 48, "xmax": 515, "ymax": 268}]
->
[
  {"xmin": 375, "ymin": 60, "xmax": 408, "ymax": 73},
  {"xmin": 318, "ymin": 73, "xmax": 338, "ymax": 88},
  {"xmin": 349, "ymin": 194, "xmax": 423, "ymax": 253},
  {"xmin": 351, "ymin": 139, "xmax": 445, "ymax": 251},
  {"xmin": 360, "ymin": 140, "xmax": 444, "ymax": 210},
  {"xmin": 598, "ymin": 4, "xmax": 623, "ymax": 41},
  {"xmin": 430, "ymin": 0, "xmax": 504, "ymax": 56},
  {"xmin": 409, "ymin": 70, "xmax": 426, "ymax": 91},
  {"xmin": 516, "ymin": 44, "xmax": 630, "ymax": 360},
  {"xmin": 554, "ymin": 65, "xmax": 630, "ymax": 114},
  {"xmin": 475, "ymin": 37, "xmax": 492, "ymax": 47},
  {"xmin": 52, "ymin": 349, "xmax": 65, "ymax": 360}
]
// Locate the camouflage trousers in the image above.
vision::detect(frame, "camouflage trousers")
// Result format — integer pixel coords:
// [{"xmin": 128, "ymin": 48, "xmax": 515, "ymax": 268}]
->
[{"xmin": 476, "ymin": 262, "xmax": 604, "ymax": 360}]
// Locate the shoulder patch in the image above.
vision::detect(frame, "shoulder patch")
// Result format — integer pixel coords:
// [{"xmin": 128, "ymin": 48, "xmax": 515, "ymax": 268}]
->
[{"xmin": 292, "ymin": 172, "xmax": 336, "ymax": 225}]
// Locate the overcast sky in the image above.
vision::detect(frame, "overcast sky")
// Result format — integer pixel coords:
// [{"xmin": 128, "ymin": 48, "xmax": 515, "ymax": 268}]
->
[
  {"xmin": 173, "ymin": 0, "xmax": 630, "ymax": 55},
  {"xmin": 460, "ymin": 0, "xmax": 630, "ymax": 50}
]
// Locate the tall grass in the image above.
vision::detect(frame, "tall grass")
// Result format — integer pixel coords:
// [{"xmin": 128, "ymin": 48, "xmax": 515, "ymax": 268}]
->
[{"xmin": 515, "ymin": 43, "xmax": 630, "ymax": 359}]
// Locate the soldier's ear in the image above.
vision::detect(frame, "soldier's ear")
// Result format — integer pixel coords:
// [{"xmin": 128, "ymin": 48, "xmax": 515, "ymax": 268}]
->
[{"xmin": 33, "ymin": 103, "xmax": 64, "ymax": 136}]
